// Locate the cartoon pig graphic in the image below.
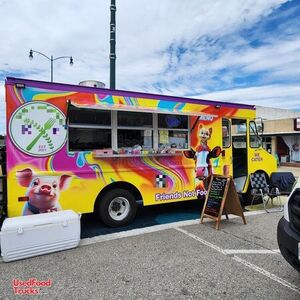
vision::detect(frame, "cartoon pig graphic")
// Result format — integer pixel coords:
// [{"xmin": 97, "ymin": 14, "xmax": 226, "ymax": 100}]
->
[{"xmin": 16, "ymin": 168, "xmax": 72, "ymax": 215}]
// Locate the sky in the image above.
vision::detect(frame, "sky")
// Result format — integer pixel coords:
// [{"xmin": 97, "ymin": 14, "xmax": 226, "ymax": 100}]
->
[{"xmin": 0, "ymin": 0, "xmax": 300, "ymax": 134}]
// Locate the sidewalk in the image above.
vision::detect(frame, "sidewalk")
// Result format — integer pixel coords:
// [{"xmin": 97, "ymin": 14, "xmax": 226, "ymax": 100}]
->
[{"xmin": 278, "ymin": 165, "xmax": 300, "ymax": 178}]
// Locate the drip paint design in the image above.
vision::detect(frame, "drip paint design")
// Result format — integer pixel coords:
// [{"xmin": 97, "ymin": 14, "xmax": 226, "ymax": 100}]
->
[{"xmin": 48, "ymin": 151, "xmax": 102, "ymax": 179}]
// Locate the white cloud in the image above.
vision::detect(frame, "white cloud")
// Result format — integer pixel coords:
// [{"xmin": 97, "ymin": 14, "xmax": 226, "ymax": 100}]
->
[
  {"xmin": 197, "ymin": 84, "xmax": 300, "ymax": 110},
  {"xmin": 1, "ymin": 0, "xmax": 299, "ymax": 135}
]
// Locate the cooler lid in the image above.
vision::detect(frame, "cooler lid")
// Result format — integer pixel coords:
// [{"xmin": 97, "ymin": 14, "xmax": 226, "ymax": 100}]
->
[{"xmin": 0, "ymin": 210, "xmax": 79, "ymax": 232}]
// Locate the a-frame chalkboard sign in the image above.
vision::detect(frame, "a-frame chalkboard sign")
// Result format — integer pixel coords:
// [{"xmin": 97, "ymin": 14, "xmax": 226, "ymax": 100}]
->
[{"xmin": 200, "ymin": 175, "xmax": 246, "ymax": 230}]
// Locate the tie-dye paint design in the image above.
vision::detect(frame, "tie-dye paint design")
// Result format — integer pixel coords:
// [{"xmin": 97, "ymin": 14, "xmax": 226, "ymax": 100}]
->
[{"xmin": 5, "ymin": 77, "xmax": 276, "ymax": 218}]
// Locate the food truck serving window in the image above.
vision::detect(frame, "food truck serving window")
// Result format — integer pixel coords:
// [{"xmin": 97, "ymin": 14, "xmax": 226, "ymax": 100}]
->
[
  {"xmin": 68, "ymin": 104, "xmax": 112, "ymax": 151},
  {"xmin": 158, "ymin": 114, "xmax": 189, "ymax": 149},
  {"xmin": 118, "ymin": 111, "xmax": 152, "ymax": 127},
  {"xmin": 69, "ymin": 105, "xmax": 111, "ymax": 126},
  {"xmin": 67, "ymin": 103, "xmax": 195, "ymax": 153},
  {"xmin": 158, "ymin": 114, "xmax": 188, "ymax": 129},
  {"xmin": 69, "ymin": 128, "xmax": 111, "ymax": 151},
  {"xmin": 117, "ymin": 111, "xmax": 153, "ymax": 150}
]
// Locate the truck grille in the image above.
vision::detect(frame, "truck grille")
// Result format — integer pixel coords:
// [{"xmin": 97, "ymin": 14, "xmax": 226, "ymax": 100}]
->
[{"xmin": 288, "ymin": 188, "xmax": 300, "ymax": 233}]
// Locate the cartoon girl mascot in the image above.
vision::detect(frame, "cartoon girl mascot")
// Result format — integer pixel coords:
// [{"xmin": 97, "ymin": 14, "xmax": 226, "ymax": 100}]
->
[{"xmin": 184, "ymin": 124, "xmax": 222, "ymax": 197}]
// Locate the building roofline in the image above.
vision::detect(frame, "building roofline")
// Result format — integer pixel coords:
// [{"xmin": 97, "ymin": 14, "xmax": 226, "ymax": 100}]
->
[{"xmin": 263, "ymin": 132, "xmax": 300, "ymax": 136}]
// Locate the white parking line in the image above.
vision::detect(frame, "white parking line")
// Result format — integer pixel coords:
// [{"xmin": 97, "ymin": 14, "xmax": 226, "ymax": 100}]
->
[
  {"xmin": 224, "ymin": 249, "xmax": 280, "ymax": 254},
  {"xmin": 0, "ymin": 210, "xmax": 276, "ymax": 264},
  {"xmin": 80, "ymin": 219, "xmax": 200, "ymax": 246},
  {"xmin": 80, "ymin": 210, "xmax": 266, "ymax": 246},
  {"xmin": 176, "ymin": 227, "xmax": 300, "ymax": 295},
  {"xmin": 233, "ymin": 256, "xmax": 300, "ymax": 294},
  {"xmin": 176, "ymin": 227, "xmax": 227, "ymax": 254}
]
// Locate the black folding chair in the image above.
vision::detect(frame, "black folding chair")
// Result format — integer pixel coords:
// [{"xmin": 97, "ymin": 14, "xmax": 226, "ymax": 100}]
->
[
  {"xmin": 269, "ymin": 172, "xmax": 296, "ymax": 196},
  {"xmin": 249, "ymin": 173, "xmax": 283, "ymax": 212}
]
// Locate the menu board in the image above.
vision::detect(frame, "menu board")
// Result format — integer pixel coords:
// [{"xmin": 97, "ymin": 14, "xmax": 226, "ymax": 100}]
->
[
  {"xmin": 200, "ymin": 175, "xmax": 246, "ymax": 230},
  {"xmin": 204, "ymin": 176, "xmax": 228, "ymax": 217}
]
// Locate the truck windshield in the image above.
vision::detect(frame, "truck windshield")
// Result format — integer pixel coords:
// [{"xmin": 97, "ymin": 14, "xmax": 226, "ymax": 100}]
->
[{"xmin": 249, "ymin": 121, "xmax": 261, "ymax": 148}]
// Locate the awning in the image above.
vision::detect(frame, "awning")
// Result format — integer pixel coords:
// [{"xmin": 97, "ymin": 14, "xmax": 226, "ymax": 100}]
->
[{"xmin": 68, "ymin": 97, "xmax": 217, "ymax": 120}]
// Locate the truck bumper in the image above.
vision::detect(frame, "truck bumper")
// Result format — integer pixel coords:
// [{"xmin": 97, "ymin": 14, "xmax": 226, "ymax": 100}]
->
[{"xmin": 277, "ymin": 217, "xmax": 300, "ymax": 272}]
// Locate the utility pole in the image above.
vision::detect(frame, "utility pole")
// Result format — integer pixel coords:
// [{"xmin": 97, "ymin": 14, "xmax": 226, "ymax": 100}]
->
[{"xmin": 110, "ymin": 0, "xmax": 116, "ymax": 89}]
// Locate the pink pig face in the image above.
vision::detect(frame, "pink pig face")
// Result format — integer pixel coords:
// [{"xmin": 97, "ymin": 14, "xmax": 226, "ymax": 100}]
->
[{"xmin": 17, "ymin": 168, "xmax": 72, "ymax": 215}]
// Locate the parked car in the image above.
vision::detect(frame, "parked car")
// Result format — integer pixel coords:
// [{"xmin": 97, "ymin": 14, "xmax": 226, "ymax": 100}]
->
[{"xmin": 277, "ymin": 179, "xmax": 300, "ymax": 272}]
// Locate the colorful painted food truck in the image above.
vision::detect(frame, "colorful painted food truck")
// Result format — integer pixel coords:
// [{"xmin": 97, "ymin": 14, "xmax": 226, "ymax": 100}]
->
[{"xmin": 4, "ymin": 77, "xmax": 277, "ymax": 226}]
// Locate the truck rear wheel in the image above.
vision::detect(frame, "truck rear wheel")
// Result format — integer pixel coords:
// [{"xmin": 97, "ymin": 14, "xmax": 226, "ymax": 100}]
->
[{"xmin": 96, "ymin": 188, "xmax": 137, "ymax": 227}]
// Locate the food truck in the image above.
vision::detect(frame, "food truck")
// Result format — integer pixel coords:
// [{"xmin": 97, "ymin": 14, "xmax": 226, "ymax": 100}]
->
[{"xmin": 4, "ymin": 77, "xmax": 277, "ymax": 226}]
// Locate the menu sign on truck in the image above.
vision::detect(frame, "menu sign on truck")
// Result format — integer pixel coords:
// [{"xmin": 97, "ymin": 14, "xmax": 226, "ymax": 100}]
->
[{"xmin": 200, "ymin": 175, "xmax": 246, "ymax": 230}]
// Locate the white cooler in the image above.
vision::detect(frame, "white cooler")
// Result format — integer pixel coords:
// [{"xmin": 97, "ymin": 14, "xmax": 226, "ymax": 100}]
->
[{"xmin": 0, "ymin": 210, "xmax": 81, "ymax": 262}]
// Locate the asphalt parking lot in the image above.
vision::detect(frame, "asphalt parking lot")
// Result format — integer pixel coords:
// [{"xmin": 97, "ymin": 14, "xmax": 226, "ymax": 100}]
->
[
  {"xmin": 1, "ymin": 210, "xmax": 299, "ymax": 299},
  {"xmin": 1, "ymin": 165, "xmax": 300, "ymax": 299},
  {"xmin": 80, "ymin": 165, "xmax": 300, "ymax": 238}
]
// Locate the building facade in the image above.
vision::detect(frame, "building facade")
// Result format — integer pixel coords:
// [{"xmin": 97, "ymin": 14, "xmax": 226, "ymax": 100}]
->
[{"xmin": 256, "ymin": 106, "xmax": 300, "ymax": 164}]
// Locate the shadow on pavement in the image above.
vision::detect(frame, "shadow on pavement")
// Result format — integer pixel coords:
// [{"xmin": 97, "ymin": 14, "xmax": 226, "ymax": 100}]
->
[{"xmin": 81, "ymin": 200, "xmax": 204, "ymax": 239}]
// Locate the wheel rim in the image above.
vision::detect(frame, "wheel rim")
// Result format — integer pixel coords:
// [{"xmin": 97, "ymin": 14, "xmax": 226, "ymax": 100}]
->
[{"xmin": 108, "ymin": 197, "xmax": 130, "ymax": 221}]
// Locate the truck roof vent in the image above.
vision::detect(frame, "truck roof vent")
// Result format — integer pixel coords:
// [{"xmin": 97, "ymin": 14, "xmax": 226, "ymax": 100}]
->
[{"xmin": 79, "ymin": 80, "xmax": 105, "ymax": 88}]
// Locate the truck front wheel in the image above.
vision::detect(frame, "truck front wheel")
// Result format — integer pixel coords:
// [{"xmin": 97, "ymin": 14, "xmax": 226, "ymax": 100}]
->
[{"xmin": 96, "ymin": 188, "xmax": 137, "ymax": 227}]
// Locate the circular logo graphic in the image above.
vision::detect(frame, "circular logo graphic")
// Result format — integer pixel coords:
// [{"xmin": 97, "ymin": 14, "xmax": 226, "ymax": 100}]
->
[{"xmin": 9, "ymin": 101, "xmax": 67, "ymax": 157}]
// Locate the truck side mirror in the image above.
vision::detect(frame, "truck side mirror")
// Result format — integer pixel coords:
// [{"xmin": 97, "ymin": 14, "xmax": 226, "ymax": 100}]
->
[{"xmin": 260, "ymin": 123, "xmax": 264, "ymax": 134}]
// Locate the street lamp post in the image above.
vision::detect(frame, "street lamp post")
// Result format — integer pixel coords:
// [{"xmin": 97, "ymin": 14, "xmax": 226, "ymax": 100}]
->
[
  {"xmin": 29, "ymin": 49, "xmax": 73, "ymax": 82},
  {"xmin": 110, "ymin": 0, "xmax": 116, "ymax": 89}
]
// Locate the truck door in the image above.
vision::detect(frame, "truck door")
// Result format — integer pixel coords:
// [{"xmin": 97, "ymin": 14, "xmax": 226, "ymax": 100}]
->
[
  {"xmin": 222, "ymin": 118, "xmax": 232, "ymax": 175},
  {"xmin": 231, "ymin": 119, "xmax": 248, "ymax": 192}
]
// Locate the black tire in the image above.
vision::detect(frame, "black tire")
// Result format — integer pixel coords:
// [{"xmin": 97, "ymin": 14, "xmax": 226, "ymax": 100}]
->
[
  {"xmin": 96, "ymin": 188, "xmax": 137, "ymax": 227},
  {"xmin": 278, "ymin": 243, "xmax": 300, "ymax": 273}
]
